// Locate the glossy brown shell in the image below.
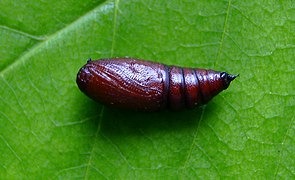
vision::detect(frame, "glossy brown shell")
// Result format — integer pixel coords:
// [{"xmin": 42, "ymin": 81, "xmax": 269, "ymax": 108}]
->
[{"xmin": 76, "ymin": 58, "xmax": 237, "ymax": 111}]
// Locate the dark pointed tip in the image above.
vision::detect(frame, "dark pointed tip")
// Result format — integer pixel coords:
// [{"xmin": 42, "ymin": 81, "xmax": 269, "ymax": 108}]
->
[
  {"xmin": 220, "ymin": 72, "xmax": 238, "ymax": 88},
  {"xmin": 228, "ymin": 74, "xmax": 239, "ymax": 82},
  {"xmin": 87, "ymin": 58, "xmax": 92, "ymax": 63}
]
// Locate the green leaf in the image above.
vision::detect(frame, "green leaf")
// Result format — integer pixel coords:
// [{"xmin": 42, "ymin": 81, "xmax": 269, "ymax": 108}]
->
[{"xmin": 1, "ymin": 0, "xmax": 294, "ymax": 178}]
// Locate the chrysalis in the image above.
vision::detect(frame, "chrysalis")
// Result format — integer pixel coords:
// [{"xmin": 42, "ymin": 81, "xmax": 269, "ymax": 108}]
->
[{"xmin": 76, "ymin": 58, "xmax": 237, "ymax": 111}]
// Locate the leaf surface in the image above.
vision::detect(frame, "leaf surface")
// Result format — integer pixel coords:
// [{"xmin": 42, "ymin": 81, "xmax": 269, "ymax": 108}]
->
[{"xmin": 0, "ymin": 0, "xmax": 294, "ymax": 178}]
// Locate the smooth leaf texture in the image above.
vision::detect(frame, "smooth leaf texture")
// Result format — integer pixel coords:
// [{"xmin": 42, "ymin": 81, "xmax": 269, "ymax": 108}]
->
[{"xmin": 1, "ymin": 0, "xmax": 294, "ymax": 179}]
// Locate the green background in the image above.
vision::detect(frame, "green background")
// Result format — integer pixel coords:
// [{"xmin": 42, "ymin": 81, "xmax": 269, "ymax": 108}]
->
[{"xmin": 1, "ymin": 0, "xmax": 294, "ymax": 179}]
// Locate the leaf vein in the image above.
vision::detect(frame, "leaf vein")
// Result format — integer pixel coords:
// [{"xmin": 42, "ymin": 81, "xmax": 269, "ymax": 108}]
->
[
  {"xmin": 0, "ymin": 135, "xmax": 22, "ymax": 161},
  {"xmin": 84, "ymin": 107, "xmax": 105, "ymax": 179},
  {"xmin": 215, "ymin": 0, "xmax": 232, "ymax": 67},
  {"xmin": 179, "ymin": 106, "xmax": 206, "ymax": 171},
  {"xmin": 0, "ymin": 25, "xmax": 47, "ymax": 41},
  {"xmin": 110, "ymin": 0, "xmax": 121, "ymax": 56},
  {"xmin": 100, "ymin": 133, "xmax": 134, "ymax": 169},
  {"xmin": 274, "ymin": 113, "xmax": 295, "ymax": 178}
]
